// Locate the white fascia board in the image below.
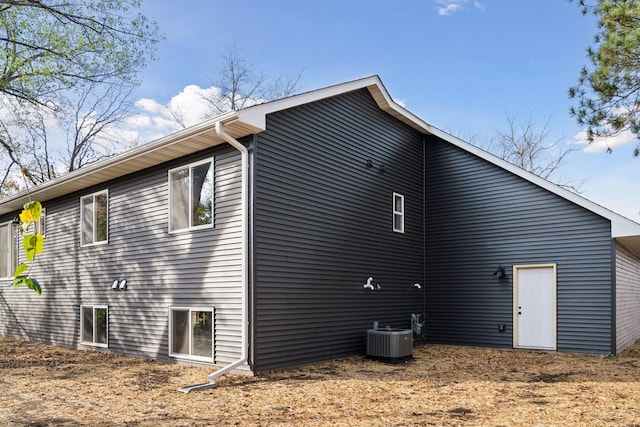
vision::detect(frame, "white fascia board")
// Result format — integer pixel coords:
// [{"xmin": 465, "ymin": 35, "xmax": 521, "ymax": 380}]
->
[
  {"xmin": 0, "ymin": 111, "xmax": 238, "ymax": 215},
  {"xmin": 235, "ymin": 75, "xmax": 387, "ymax": 130},
  {"xmin": 235, "ymin": 74, "xmax": 640, "ymax": 239},
  {"xmin": 4, "ymin": 74, "xmax": 639, "ymax": 240},
  {"xmin": 424, "ymin": 126, "xmax": 640, "ymax": 238}
]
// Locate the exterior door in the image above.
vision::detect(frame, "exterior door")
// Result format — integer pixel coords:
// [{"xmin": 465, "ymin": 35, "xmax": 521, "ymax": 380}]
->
[{"xmin": 514, "ymin": 264, "xmax": 556, "ymax": 350}]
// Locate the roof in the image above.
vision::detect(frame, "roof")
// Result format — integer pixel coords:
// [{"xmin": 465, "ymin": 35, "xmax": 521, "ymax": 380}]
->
[{"xmin": 2, "ymin": 75, "xmax": 640, "ymax": 255}]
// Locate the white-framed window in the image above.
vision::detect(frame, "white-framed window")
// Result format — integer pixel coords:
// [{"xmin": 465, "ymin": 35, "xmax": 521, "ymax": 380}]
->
[
  {"xmin": 393, "ymin": 193, "xmax": 405, "ymax": 233},
  {"xmin": 0, "ymin": 221, "xmax": 17, "ymax": 279},
  {"xmin": 169, "ymin": 307, "xmax": 214, "ymax": 362},
  {"xmin": 80, "ymin": 304, "xmax": 108, "ymax": 348},
  {"xmin": 80, "ymin": 190, "xmax": 108, "ymax": 246},
  {"xmin": 24, "ymin": 207, "xmax": 46, "ymax": 237},
  {"xmin": 168, "ymin": 158, "xmax": 214, "ymax": 233}
]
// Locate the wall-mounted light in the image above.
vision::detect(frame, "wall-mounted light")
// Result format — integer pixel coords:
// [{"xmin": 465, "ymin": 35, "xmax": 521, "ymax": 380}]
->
[
  {"xmin": 111, "ymin": 279, "xmax": 128, "ymax": 291},
  {"xmin": 493, "ymin": 265, "xmax": 506, "ymax": 279},
  {"xmin": 366, "ymin": 159, "xmax": 373, "ymax": 168}
]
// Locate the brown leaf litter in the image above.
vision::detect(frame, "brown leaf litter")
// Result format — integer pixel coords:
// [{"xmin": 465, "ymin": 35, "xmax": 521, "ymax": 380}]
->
[{"xmin": 1, "ymin": 336, "xmax": 640, "ymax": 426}]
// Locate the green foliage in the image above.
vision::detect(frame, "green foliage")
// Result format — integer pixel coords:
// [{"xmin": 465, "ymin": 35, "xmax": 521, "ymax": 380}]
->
[
  {"xmin": 11, "ymin": 201, "xmax": 44, "ymax": 295},
  {"xmin": 0, "ymin": 0, "xmax": 160, "ymax": 106},
  {"xmin": 569, "ymin": 0, "xmax": 640, "ymax": 155},
  {"xmin": 22, "ymin": 234, "xmax": 44, "ymax": 262}
]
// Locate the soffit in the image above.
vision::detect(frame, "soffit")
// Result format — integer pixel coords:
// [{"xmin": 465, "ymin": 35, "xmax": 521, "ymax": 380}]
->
[{"xmin": 0, "ymin": 117, "xmax": 259, "ymax": 216}]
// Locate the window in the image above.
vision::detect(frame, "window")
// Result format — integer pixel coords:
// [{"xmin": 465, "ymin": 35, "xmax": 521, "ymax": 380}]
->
[
  {"xmin": 0, "ymin": 222, "xmax": 17, "ymax": 279},
  {"xmin": 81, "ymin": 305, "xmax": 108, "ymax": 348},
  {"xmin": 393, "ymin": 193, "xmax": 405, "ymax": 233},
  {"xmin": 169, "ymin": 159, "xmax": 214, "ymax": 232},
  {"xmin": 169, "ymin": 307, "xmax": 214, "ymax": 361},
  {"xmin": 81, "ymin": 190, "xmax": 108, "ymax": 246}
]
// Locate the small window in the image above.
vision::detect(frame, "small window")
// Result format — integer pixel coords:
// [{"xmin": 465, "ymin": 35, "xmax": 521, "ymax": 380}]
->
[
  {"xmin": 81, "ymin": 305, "xmax": 108, "ymax": 348},
  {"xmin": 169, "ymin": 307, "xmax": 214, "ymax": 362},
  {"xmin": 81, "ymin": 190, "xmax": 108, "ymax": 246},
  {"xmin": 169, "ymin": 159, "xmax": 214, "ymax": 232},
  {"xmin": 393, "ymin": 193, "xmax": 405, "ymax": 233},
  {"xmin": 0, "ymin": 221, "xmax": 17, "ymax": 279}
]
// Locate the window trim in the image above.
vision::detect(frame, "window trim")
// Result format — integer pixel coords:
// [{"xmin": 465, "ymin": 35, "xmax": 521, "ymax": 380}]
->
[
  {"xmin": 80, "ymin": 304, "xmax": 109, "ymax": 348},
  {"xmin": 168, "ymin": 306, "xmax": 215, "ymax": 363},
  {"xmin": 80, "ymin": 190, "xmax": 109, "ymax": 247},
  {"xmin": 0, "ymin": 221, "xmax": 17, "ymax": 280},
  {"xmin": 168, "ymin": 158, "xmax": 215, "ymax": 233},
  {"xmin": 393, "ymin": 192, "xmax": 405, "ymax": 233}
]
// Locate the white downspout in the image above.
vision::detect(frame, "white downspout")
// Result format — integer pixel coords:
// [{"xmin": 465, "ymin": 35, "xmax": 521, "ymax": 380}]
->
[{"xmin": 178, "ymin": 120, "xmax": 249, "ymax": 392}]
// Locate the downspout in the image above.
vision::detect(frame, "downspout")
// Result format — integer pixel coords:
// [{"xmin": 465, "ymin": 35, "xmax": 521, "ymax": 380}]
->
[{"xmin": 178, "ymin": 120, "xmax": 249, "ymax": 392}]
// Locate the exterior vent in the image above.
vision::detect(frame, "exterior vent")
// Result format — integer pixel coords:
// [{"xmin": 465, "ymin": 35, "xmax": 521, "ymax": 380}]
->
[{"xmin": 366, "ymin": 329, "xmax": 413, "ymax": 362}]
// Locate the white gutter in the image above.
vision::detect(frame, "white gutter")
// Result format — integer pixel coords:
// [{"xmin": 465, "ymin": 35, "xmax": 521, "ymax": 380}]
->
[{"xmin": 178, "ymin": 120, "xmax": 249, "ymax": 393}]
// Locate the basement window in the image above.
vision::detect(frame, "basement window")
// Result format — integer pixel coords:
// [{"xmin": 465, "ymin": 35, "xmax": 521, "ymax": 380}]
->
[
  {"xmin": 169, "ymin": 307, "xmax": 214, "ymax": 362},
  {"xmin": 0, "ymin": 221, "xmax": 17, "ymax": 279},
  {"xmin": 81, "ymin": 305, "xmax": 108, "ymax": 348},
  {"xmin": 393, "ymin": 193, "xmax": 405, "ymax": 233},
  {"xmin": 168, "ymin": 159, "xmax": 214, "ymax": 232},
  {"xmin": 81, "ymin": 190, "xmax": 108, "ymax": 246}
]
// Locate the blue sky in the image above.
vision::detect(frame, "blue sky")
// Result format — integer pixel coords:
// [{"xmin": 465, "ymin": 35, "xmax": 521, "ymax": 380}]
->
[{"xmin": 128, "ymin": 0, "xmax": 640, "ymax": 221}]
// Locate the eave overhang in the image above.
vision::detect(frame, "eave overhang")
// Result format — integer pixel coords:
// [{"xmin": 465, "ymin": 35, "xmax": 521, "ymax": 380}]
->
[
  {"xmin": 0, "ymin": 112, "xmax": 260, "ymax": 216},
  {"xmin": 1, "ymin": 74, "xmax": 640, "ymax": 258}
]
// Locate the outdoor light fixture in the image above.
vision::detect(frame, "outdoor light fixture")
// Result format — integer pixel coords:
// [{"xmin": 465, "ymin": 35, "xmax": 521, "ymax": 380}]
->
[
  {"xmin": 493, "ymin": 266, "xmax": 506, "ymax": 279},
  {"xmin": 111, "ymin": 279, "xmax": 128, "ymax": 291}
]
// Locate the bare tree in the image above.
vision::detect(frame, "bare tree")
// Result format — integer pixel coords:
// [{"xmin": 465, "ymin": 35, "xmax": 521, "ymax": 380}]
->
[
  {"xmin": 0, "ymin": 79, "xmax": 134, "ymax": 188},
  {"xmin": 0, "ymin": 115, "xmax": 33, "ymax": 189},
  {"xmin": 199, "ymin": 46, "xmax": 303, "ymax": 118},
  {"xmin": 65, "ymin": 82, "xmax": 134, "ymax": 172},
  {"xmin": 485, "ymin": 114, "xmax": 584, "ymax": 193},
  {"xmin": 0, "ymin": 0, "xmax": 159, "ymax": 197}
]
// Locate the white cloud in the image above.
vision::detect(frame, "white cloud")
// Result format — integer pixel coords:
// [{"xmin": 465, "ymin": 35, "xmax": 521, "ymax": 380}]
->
[
  {"xmin": 118, "ymin": 84, "xmax": 273, "ymax": 147},
  {"xmin": 571, "ymin": 128, "xmax": 637, "ymax": 153},
  {"xmin": 435, "ymin": 0, "xmax": 484, "ymax": 16},
  {"xmin": 134, "ymin": 98, "xmax": 165, "ymax": 114},
  {"xmin": 120, "ymin": 84, "xmax": 227, "ymax": 145},
  {"xmin": 124, "ymin": 114, "xmax": 152, "ymax": 128}
]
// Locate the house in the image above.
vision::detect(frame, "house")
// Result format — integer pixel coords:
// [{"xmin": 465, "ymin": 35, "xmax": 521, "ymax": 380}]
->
[{"xmin": 1, "ymin": 76, "xmax": 640, "ymax": 379}]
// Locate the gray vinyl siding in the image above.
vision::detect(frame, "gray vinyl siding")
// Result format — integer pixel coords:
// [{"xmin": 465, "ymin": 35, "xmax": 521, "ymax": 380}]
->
[
  {"xmin": 253, "ymin": 89, "xmax": 425, "ymax": 371},
  {"xmin": 615, "ymin": 241, "xmax": 640, "ymax": 353},
  {"xmin": 0, "ymin": 145, "xmax": 244, "ymax": 367},
  {"xmin": 424, "ymin": 137, "xmax": 614, "ymax": 354}
]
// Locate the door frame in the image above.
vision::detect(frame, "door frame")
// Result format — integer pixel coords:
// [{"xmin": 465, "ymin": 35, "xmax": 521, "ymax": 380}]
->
[{"xmin": 513, "ymin": 263, "xmax": 557, "ymax": 350}]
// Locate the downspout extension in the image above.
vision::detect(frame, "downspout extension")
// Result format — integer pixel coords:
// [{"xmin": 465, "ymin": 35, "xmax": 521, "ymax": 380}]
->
[{"xmin": 178, "ymin": 121, "xmax": 249, "ymax": 393}]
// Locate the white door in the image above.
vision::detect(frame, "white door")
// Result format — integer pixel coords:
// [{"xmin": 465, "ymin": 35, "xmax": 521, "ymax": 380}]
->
[{"xmin": 514, "ymin": 264, "xmax": 556, "ymax": 350}]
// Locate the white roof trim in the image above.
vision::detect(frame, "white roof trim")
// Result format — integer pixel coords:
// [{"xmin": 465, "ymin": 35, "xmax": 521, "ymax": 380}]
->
[
  {"xmin": 425, "ymin": 126, "xmax": 640, "ymax": 238},
  {"xmin": 2, "ymin": 74, "xmax": 640, "ymax": 242}
]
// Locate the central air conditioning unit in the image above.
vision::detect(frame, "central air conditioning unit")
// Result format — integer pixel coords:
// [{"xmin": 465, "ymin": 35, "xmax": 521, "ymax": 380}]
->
[{"xmin": 366, "ymin": 328, "xmax": 413, "ymax": 362}]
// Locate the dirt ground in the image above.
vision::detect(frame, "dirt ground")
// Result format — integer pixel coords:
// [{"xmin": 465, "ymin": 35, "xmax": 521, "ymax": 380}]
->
[{"xmin": 2, "ymin": 336, "xmax": 640, "ymax": 426}]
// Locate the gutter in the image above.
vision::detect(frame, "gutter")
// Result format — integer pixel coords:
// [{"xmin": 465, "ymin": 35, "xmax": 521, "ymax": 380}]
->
[{"xmin": 178, "ymin": 120, "xmax": 249, "ymax": 392}]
